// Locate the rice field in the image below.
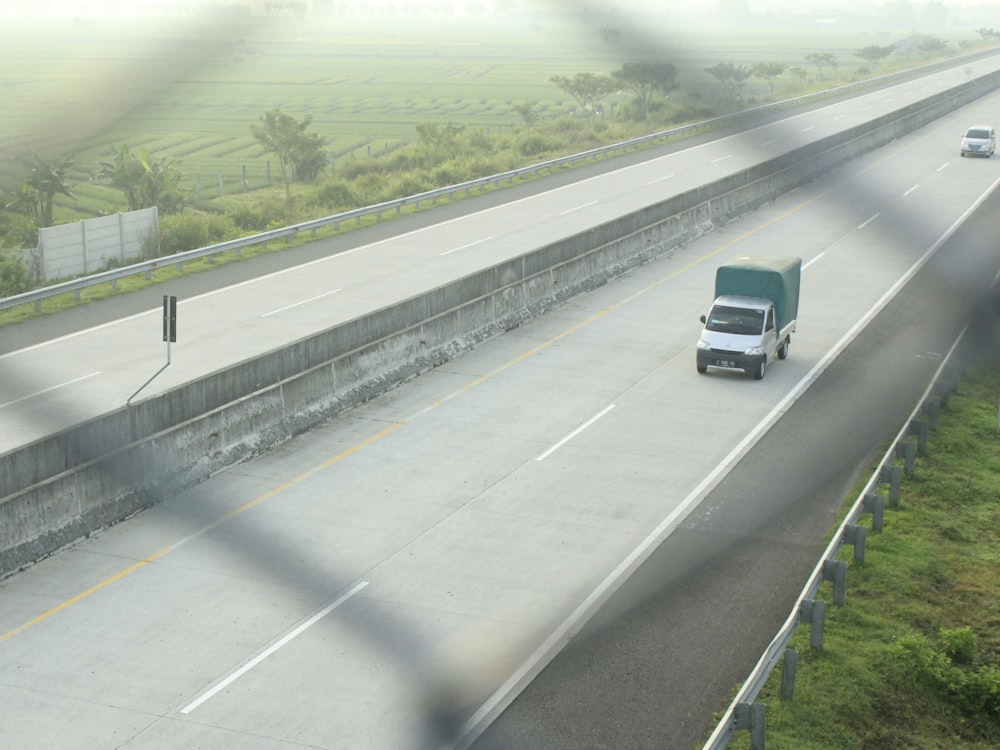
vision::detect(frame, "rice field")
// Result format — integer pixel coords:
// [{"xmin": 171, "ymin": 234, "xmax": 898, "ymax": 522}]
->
[{"xmin": 0, "ymin": 10, "xmax": 984, "ymax": 214}]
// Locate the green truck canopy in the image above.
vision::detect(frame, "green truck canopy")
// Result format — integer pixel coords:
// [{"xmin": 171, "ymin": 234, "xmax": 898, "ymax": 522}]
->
[{"xmin": 715, "ymin": 256, "xmax": 802, "ymax": 331}]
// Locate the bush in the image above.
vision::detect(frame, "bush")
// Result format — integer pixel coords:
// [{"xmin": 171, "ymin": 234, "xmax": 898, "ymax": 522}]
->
[
  {"xmin": 0, "ymin": 210, "xmax": 38, "ymax": 249},
  {"xmin": 0, "ymin": 250, "xmax": 31, "ymax": 296},
  {"xmin": 158, "ymin": 211, "xmax": 236, "ymax": 255},
  {"xmin": 228, "ymin": 197, "xmax": 291, "ymax": 232},
  {"xmin": 310, "ymin": 179, "xmax": 360, "ymax": 211}
]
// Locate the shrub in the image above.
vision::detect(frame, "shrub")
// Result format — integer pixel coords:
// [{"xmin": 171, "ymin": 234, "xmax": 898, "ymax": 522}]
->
[
  {"xmin": 0, "ymin": 250, "xmax": 31, "ymax": 296},
  {"xmin": 158, "ymin": 211, "xmax": 236, "ymax": 255}
]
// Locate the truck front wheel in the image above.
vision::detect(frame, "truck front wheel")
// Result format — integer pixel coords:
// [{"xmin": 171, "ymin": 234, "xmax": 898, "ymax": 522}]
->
[
  {"xmin": 778, "ymin": 337, "xmax": 789, "ymax": 360},
  {"xmin": 753, "ymin": 356, "xmax": 766, "ymax": 380}
]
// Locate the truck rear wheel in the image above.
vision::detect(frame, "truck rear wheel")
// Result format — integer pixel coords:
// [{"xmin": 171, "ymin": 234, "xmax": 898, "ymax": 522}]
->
[
  {"xmin": 778, "ymin": 337, "xmax": 789, "ymax": 360},
  {"xmin": 753, "ymin": 356, "xmax": 766, "ymax": 380}
]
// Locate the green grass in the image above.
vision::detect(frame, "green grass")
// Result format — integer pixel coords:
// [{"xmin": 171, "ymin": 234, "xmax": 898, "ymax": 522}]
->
[
  {"xmin": 723, "ymin": 351, "xmax": 1000, "ymax": 750},
  {"xmin": 0, "ymin": 14, "xmax": 985, "ymax": 207}
]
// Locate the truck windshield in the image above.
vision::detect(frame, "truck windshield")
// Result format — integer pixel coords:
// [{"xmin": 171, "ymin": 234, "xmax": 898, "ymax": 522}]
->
[{"xmin": 705, "ymin": 305, "xmax": 765, "ymax": 335}]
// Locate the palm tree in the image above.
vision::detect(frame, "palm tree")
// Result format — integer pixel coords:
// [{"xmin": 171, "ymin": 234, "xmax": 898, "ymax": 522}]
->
[{"xmin": 21, "ymin": 151, "xmax": 75, "ymax": 227}]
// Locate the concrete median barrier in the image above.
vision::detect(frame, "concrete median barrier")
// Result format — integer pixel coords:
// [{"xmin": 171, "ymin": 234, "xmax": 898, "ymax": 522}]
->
[{"xmin": 3, "ymin": 72, "xmax": 998, "ymax": 578}]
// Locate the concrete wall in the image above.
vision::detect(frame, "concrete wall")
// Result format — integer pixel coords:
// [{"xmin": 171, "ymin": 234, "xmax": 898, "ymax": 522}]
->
[
  {"xmin": 3, "ymin": 72, "xmax": 999, "ymax": 578},
  {"xmin": 37, "ymin": 207, "xmax": 159, "ymax": 281}
]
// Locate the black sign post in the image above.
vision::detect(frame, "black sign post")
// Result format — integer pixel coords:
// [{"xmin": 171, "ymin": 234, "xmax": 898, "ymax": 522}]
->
[
  {"xmin": 163, "ymin": 295, "xmax": 177, "ymax": 343},
  {"xmin": 127, "ymin": 295, "xmax": 178, "ymax": 406}
]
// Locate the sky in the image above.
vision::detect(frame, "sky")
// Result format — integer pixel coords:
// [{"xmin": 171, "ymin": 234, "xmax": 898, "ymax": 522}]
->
[{"xmin": 3, "ymin": 0, "xmax": 1000, "ymax": 19}]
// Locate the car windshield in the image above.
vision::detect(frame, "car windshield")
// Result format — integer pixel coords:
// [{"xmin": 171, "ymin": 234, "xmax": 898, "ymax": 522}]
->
[
  {"xmin": 966, "ymin": 128, "xmax": 991, "ymax": 139},
  {"xmin": 705, "ymin": 305, "xmax": 765, "ymax": 335}
]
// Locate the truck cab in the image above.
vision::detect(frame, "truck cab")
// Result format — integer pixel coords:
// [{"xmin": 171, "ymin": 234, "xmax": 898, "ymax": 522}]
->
[
  {"xmin": 697, "ymin": 295, "xmax": 786, "ymax": 379},
  {"xmin": 696, "ymin": 256, "xmax": 801, "ymax": 380}
]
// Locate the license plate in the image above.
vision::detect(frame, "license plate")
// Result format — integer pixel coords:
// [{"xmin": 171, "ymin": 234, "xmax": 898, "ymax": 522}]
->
[{"xmin": 717, "ymin": 359, "xmax": 736, "ymax": 367}]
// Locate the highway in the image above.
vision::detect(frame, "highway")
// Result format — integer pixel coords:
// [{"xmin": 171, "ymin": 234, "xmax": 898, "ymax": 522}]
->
[{"xmin": 2, "ymin": 63, "xmax": 1000, "ymax": 749}]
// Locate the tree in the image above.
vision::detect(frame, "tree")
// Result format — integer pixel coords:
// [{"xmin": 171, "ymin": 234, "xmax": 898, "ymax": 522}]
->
[
  {"xmin": 250, "ymin": 109, "xmax": 328, "ymax": 198},
  {"xmin": 804, "ymin": 52, "xmax": 837, "ymax": 80},
  {"xmin": 705, "ymin": 62, "xmax": 752, "ymax": 100},
  {"xmin": 514, "ymin": 102, "xmax": 539, "ymax": 129},
  {"xmin": 20, "ymin": 151, "xmax": 74, "ymax": 228},
  {"xmin": 751, "ymin": 61, "xmax": 786, "ymax": 94},
  {"xmin": 855, "ymin": 44, "xmax": 896, "ymax": 70},
  {"xmin": 94, "ymin": 144, "xmax": 146, "ymax": 211},
  {"xmin": 611, "ymin": 61, "xmax": 678, "ymax": 120},
  {"xmin": 94, "ymin": 145, "xmax": 185, "ymax": 214},
  {"xmin": 549, "ymin": 72, "xmax": 617, "ymax": 117}
]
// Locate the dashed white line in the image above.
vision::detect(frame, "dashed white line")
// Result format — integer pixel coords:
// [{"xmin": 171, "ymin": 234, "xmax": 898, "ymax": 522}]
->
[
  {"xmin": 800, "ymin": 125, "xmax": 816, "ymax": 132},
  {"xmin": 903, "ymin": 184, "xmax": 920, "ymax": 197},
  {"xmin": 710, "ymin": 155, "xmax": 732, "ymax": 164},
  {"xmin": 858, "ymin": 213, "xmax": 880, "ymax": 230},
  {"xmin": 440, "ymin": 237, "xmax": 494, "ymax": 256},
  {"xmin": 180, "ymin": 581, "xmax": 369, "ymax": 714},
  {"xmin": 560, "ymin": 201, "xmax": 599, "ymax": 216},
  {"xmin": 0, "ymin": 371, "xmax": 102, "ymax": 409},
  {"xmin": 536, "ymin": 404, "xmax": 615, "ymax": 462},
  {"xmin": 646, "ymin": 174, "xmax": 675, "ymax": 185},
  {"xmin": 261, "ymin": 289, "xmax": 342, "ymax": 317},
  {"xmin": 936, "ymin": 162, "xmax": 949, "ymax": 172}
]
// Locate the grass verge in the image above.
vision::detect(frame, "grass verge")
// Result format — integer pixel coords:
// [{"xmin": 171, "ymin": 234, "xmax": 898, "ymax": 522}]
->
[{"xmin": 723, "ymin": 351, "xmax": 1000, "ymax": 750}]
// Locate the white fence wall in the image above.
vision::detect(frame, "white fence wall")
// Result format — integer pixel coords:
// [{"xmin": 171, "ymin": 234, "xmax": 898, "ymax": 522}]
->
[{"xmin": 37, "ymin": 207, "xmax": 159, "ymax": 282}]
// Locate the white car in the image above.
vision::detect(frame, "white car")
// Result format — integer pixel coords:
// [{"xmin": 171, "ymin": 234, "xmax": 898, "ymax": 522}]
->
[{"xmin": 960, "ymin": 125, "xmax": 996, "ymax": 157}]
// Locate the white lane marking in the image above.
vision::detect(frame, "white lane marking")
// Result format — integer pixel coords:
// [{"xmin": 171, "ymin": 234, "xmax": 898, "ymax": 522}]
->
[
  {"xmin": 903, "ymin": 184, "xmax": 920, "ymax": 197},
  {"xmin": 260, "ymin": 289, "xmax": 342, "ymax": 317},
  {"xmin": 803, "ymin": 252, "xmax": 824, "ymax": 270},
  {"xmin": 440, "ymin": 237, "xmax": 494, "ymax": 256},
  {"xmin": 559, "ymin": 201, "xmax": 599, "ymax": 216},
  {"xmin": 858, "ymin": 213, "xmax": 880, "ymax": 229},
  {"xmin": 758, "ymin": 139, "xmax": 777, "ymax": 147},
  {"xmin": 5, "ymin": 68, "xmax": 980, "ymax": 361},
  {"xmin": 833, "ymin": 114, "xmax": 846, "ymax": 121},
  {"xmin": 800, "ymin": 125, "xmax": 816, "ymax": 132},
  {"xmin": 936, "ymin": 162, "xmax": 949, "ymax": 172},
  {"xmin": 710, "ymin": 155, "xmax": 732, "ymax": 164},
  {"xmin": 453, "ymin": 175, "xmax": 1000, "ymax": 750},
  {"xmin": 0, "ymin": 371, "xmax": 101, "ymax": 409},
  {"xmin": 645, "ymin": 174, "xmax": 674, "ymax": 185},
  {"xmin": 180, "ymin": 581, "xmax": 368, "ymax": 714},
  {"xmin": 536, "ymin": 404, "xmax": 615, "ymax": 462}
]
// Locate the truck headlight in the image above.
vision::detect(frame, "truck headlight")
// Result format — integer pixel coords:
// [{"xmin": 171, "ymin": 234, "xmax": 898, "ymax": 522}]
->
[
  {"xmin": 697, "ymin": 339, "xmax": 711, "ymax": 350},
  {"xmin": 744, "ymin": 346, "xmax": 764, "ymax": 356}
]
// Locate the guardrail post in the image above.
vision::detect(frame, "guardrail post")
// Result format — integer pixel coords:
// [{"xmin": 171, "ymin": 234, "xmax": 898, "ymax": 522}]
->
[
  {"xmin": 780, "ymin": 649, "xmax": 798, "ymax": 700},
  {"xmin": 862, "ymin": 493, "xmax": 885, "ymax": 532},
  {"xmin": 922, "ymin": 398, "xmax": 941, "ymax": 430},
  {"xmin": 842, "ymin": 524, "xmax": 868, "ymax": 562},
  {"xmin": 895, "ymin": 438, "xmax": 917, "ymax": 476},
  {"xmin": 734, "ymin": 702, "xmax": 766, "ymax": 750},
  {"xmin": 909, "ymin": 417, "xmax": 929, "ymax": 455},
  {"xmin": 799, "ymin": 599, "xmax": 826, "ymax": 649},
  {"xmin": 879, "ymin": 463, "xmax": 903, "ymax": 508},
  {"xmin": 822, "ymin": 559, "xmax": 848, "ymax": 606}
]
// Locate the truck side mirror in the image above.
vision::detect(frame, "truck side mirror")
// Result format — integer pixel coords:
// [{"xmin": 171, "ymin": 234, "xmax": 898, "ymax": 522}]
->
[{"xmin": 700, "ymin": 315, "xmax": 706, "ymax": 324}]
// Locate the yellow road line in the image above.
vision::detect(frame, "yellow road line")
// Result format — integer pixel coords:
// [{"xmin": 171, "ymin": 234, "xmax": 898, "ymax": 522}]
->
[{"xmin": 0, "ymin": 128, "xmax": 919, "ymax": 643}]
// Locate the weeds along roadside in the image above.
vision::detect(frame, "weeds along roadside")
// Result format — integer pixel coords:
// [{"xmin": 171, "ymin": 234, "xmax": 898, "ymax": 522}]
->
[{"xmin": 723, "ymin": 345, "xmax": 1000, "ymax": 750}]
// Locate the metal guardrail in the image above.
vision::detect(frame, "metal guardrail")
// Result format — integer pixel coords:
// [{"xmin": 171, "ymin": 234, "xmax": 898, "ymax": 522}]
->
[
  {"xmin": 3, "ymin": 50, "xmax": 996, "ymax": 315},
  {"xmin": 701, "ymin": 331, "xmax": 966, "ymax": 749}
]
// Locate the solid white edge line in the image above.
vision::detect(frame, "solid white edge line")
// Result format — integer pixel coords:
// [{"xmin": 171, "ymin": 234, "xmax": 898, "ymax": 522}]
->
[
  {"xmin": 179, "ymin": 581, "xmax": 368, "ymax": 715},
  {"xmin": 448, "ymin": 174, "xmax": 1000, "ymax": 750},
  {"xmin": 0, "ymin": 371, "xmax": 101, "ymax": 409},
  {"xmin": 535, "ymin": 404, "xmax": 616, "ymax": 462}
]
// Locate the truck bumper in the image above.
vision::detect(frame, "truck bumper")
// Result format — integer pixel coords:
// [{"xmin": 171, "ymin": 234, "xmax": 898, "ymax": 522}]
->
[{"xmin": 697, "ymin": 349, "xmax": 763, "ymax": 376}]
